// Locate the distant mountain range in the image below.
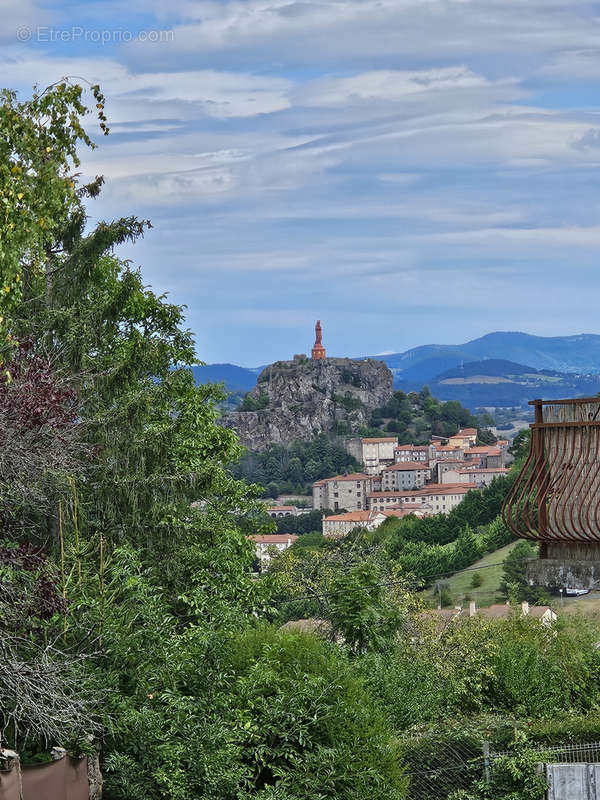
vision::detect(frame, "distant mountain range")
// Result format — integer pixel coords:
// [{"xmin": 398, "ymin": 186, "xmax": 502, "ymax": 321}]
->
[
  {"xmin": 413, "ymin": 358, "xmax": 600, "ymax": 409},
  {"xmin": 191, "ymin": 363, "xmax": 260, "ymax": 392},
  {"xmin": 193, "ymin": 332, "xmax": 600, "ymax": 409}
]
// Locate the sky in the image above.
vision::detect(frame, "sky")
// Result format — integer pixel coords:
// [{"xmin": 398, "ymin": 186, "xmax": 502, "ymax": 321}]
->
[{"xmin": 3, "ymin": 0, "xmax": 600, "ymax": 365}]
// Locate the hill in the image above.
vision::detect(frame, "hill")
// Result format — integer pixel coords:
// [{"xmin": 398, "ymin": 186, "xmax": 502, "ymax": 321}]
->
[
  {"xmin": 191, "ymin": 363, "xmax": 258, "ymax": 391},
  {"xmin": 194, "ymin": 332, "xmax": 600, "ymax": 410},
  {"xmin": 221, "ymin": 356, "xmax": 393, "ymax": 450},
  {"xmin": 375, "ymin": 332, "xmax": 600, "ymax": 383},
  {"xmin": 419, "ymin": 359, "xmax": 600, "ymax": 409}
]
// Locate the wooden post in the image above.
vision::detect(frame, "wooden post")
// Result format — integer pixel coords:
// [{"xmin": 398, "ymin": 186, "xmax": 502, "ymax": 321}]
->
[{"xmin": 482, "ymin": 741, "xmax": 490, "ymax": 785}]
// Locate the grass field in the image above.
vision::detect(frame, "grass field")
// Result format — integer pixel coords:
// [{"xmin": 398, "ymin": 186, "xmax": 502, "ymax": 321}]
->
[{"xmin": 430, "ymin": 541, "xmax": 519, "ymax": 608}]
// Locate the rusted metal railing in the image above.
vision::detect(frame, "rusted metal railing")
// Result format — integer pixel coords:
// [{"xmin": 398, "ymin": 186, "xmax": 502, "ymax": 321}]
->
[{"xmin": 503, "ymin": 397, "xmax": 600, "ymax": 543}]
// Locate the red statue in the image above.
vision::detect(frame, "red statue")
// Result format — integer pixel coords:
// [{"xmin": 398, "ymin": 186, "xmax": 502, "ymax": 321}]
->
[{"xmin": 311, "ymin": 320, "xmax": 326, "ymax": 360}]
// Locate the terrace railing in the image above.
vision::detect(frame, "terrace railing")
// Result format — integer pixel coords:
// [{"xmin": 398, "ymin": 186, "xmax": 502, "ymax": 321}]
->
[{"xmin": 503, "ymin": 397, "xmax": 600, "ymax": 544}]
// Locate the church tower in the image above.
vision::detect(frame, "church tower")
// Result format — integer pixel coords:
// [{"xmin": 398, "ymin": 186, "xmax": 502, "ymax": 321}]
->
[{"xmin": 311, "ymin": 320, "xmax": 326, "ymax": 360}]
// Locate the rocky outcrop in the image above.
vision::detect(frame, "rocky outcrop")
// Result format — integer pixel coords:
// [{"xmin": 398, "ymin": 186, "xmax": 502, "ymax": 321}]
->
[{"xmin": 222, "ymin": 357, "xmax": 393, "ymax": 450}]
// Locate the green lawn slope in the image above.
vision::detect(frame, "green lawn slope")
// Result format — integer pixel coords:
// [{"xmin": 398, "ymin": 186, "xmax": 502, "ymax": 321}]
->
[{"xmin": 432, "ymin": 541, "xmax": 519, "ymax": 608}]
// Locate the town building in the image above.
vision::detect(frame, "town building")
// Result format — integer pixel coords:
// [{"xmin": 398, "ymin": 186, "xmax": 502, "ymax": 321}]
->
[
  {"xmin": 266, "ymin": 505, "xmax": 300, "ymax": 518},
  {"xmin": 434, "ymin": 459, "xmax": 466, "ymax": 483},
  {"xmin": 476, "ymin": 601, "xmax": 557, "ymax": 625},
  {"xmin": 447, "ymin": 428, "xmax": 478, "ymax": 448},
  {"xmin": 367, "ymin": 483, "xmax": 479, "ymax": 514},
  {"xmin": 439, "ymin": 466, "xmax": 509, "ymax": 487},
  {"xmin": 322, "ymin": 510, "xmax": 387, "ymax": 537},
  {"xmin": 360, "ymin": 436, "xmax": 398, "ymax": 474},
  {"xmin": 248, "ymin": 534, "xmax": 298, "ymax": 568},
  {"xmin": 381, "ymin": 461, "xmax": 431, "ymax": 491},
  {"xmin": 432, "ymin": 444, "xmax": 465, "ymax": 462},
  {"xmin": 394, "ymin": 444, "xmax": 432, "ymax": 464},
  {"xmin": 383, "ymin": 503, "xmax": 433, "ymax": 519},
  {"xmin": 312, "ymin": 473, "xmax": 373, "ymax": 512},
  {"xmin": 463, "ymin": 445, "xmax": 504, "ymax": 468}
]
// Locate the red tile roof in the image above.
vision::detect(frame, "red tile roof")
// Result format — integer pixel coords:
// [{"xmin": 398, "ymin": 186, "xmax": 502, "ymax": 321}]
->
[
  {"xmin": 368, "ymin": 483, "xmax": 478, "ymax": 499},
  {"xmin": 466, "ymin": 446, "xmax": 501, "ymax": 455},
  {"xmin": 458, "ymin": 467, "xmax": 509, "ymax": 474},
  {"xmin": 384, "ymin": 461, "xmax": 431, "ymax": 471},
  {"xmin": 323, "ymin": 510, "xmax": 385, "ymax": 522},
  {"xmin": 361, "ymin": 437, "xmax": 398, "ymax": 443},
  {"xmin": 313, "ymin": 473, "xmax": 370, "ymax": 485}
]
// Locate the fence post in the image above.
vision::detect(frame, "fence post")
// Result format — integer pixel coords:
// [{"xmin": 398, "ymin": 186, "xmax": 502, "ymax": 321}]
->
[{"xmin": 482, "ymin": 741, "xmax": 490, "ymax": 785}]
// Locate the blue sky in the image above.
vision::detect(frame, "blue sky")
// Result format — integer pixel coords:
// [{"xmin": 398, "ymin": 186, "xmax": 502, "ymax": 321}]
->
[{"xmin": 3, "ymin": 0, "xmax": 600, "ymax": 366}]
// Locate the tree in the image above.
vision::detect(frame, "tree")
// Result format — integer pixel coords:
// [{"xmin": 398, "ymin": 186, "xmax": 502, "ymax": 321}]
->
[
  {"xmin": 0, "ymin": 83, "xmax": 414, "ymax": 800},
  {"xmin": 453, "ymin": 525, "xmax": 480, "ymax": 571},
  {"xmin": 510, "ymin": 428, "xmax": 531, "ymax": 461},
  {"xmin": 0, "ymin": 83, "xmax": 108, "ymax": 328},
  {"xmin": 328, "ymin": 563, "xmax": 403, "ymax": 654},
  {"xmin": 500, "ymin": 541, "xmax": 540, "ymax": 602},
  {"xmin": 477, "ymin": 428, "xmax": 498, "ymax": 445}
]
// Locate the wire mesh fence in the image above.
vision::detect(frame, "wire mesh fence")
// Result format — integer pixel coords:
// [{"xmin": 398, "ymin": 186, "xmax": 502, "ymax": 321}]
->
[
  {"xmin": 491, "ymin": 741, "xmax": 600, "ymax": 765},
  {"xmin": 402, "ymin": 737, "xmax": 600, "ymax": 799},
  {"xmin": 400, "ymin": 733, "xmax": 485, "ymax": 800}
]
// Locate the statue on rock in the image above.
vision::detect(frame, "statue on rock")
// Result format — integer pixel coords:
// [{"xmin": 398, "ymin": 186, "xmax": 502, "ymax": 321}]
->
[{"xmin": 311, "ymin": 320, "xmax": 326, "ymax": 360}]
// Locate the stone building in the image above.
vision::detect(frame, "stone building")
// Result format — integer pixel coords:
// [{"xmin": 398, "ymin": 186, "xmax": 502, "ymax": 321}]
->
[
  {"xmin": 266, "ymin": 505, "xmax": 300, "ymax": 518},
  {"xmin": 322, "ymin": 510, "xmax": 387, "ymax": 537},
  {"xmin": 463, "ymin": 445, "xmax": 504, "ymax": 468},
  {"xmin": 360, "ymin": 437, "xmax": 398, "ymax": 474},
  {"xmin": 440, "ymin": 467, "xmax": 509, "ymax": 487},
  {"xmin": 381, "ymin": 461, "xmax": 431, "ymax": 491},
  {"xmin": 447, "ymin": 428, "xmax": 478, "ymax": 448},
  {"xmin": 394, "ymin": 444, "xmax": 432, "ymax": 464},
  {"xmin": 367, "ymin": 483, "xmax": 478, "ymax": 514},
  {"xmin": 313, "ymin": 473, "xmax": 373, "ymax": 512}
]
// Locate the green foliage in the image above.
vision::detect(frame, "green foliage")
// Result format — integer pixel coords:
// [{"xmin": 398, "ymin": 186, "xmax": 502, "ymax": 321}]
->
[
  {"xmin": 450, "ymin": 738, "xmax": 547, "ymax": 800},
  {"xmin": 510, "ymin": 429, "xmax": 531, "ymax": 461},
  {"xmin": 328, "ymin": 563, "xmax": 403, "ymax": 654},
  {"xmin": 291, "ymin": 531, "xmax": 327, "ymax": 549},
  {"xmin": 274, "ymin": 510, "xmax": 325, "ymax": 535},
  {"xmin": 500, "ymin": 541, "xmax": 548, "ymax": 603},
  {"xmin": 332, "ymin": 391, "xmax": 363, "ymax": 412},
  {"xmin": 240, "ymin": 391, "xmax": 269, "ymax": 411},
  {"xmin": 0, "ymin": 82, "xmax": 107, "ymax": 323},
  {"xmin": 477, "ymin": 428, "xmax": 498, "ymax": 445},
  {"xmin": 231, "ymin": 434, "xmax": 360, "ymax": 497},
  {"xmin": 226, "ymin": 627, "xmax": 408, "ymax": 799},
  {"xmin": 362, "ymin": 613, "xmax": 600, "ymax": 736},
  {"xmin": 471, "ymin": 572, "xmax": 484, "ymax": 588}
]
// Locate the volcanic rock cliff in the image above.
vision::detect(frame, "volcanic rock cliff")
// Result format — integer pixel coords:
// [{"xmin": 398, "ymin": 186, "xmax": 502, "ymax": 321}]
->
[{"xmin": 222, "ymin": 356, "xmax": 393, "ymax": 450}]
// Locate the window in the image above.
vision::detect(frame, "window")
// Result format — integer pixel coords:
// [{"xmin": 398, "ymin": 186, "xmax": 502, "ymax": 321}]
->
[{"xmin": 334, "ymin": 492, "xmax": 338, "ymax": 498}]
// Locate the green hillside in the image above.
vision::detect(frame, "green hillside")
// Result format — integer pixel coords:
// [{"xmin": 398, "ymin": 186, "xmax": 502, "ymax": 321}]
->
[{"xmin": 432, "ymin": 541, "xmax": 520, "ymax": 608}]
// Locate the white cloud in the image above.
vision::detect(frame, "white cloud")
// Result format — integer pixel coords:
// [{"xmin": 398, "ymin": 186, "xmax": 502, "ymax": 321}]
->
[{"xmin": 298, "ymin": 67, "xmax": 491, "ymax": 107}]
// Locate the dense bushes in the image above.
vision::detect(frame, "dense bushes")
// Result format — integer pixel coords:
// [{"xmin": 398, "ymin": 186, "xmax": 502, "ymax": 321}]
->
[
  {"xmin": 360, "ymin": 614, "xmax": 600, "ymax": 732},
  {"xmin": 364, "ymin": 387, "xmax": 496, "ymax": 443},
  {"xmin": 231, "ymin": 434, "xmax": 360, "ymax": 497}
]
